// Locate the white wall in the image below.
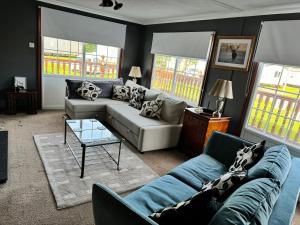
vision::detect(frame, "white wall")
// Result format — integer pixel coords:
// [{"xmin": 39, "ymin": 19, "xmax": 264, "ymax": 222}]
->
[{"xmin": 42, "ymin": 76, "xmax": 67, "ymax": 109}]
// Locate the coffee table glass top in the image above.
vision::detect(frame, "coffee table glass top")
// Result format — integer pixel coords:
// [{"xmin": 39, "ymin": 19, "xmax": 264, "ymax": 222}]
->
[{"xmin": 66, "ymin": 119, "xmax": 120, "ymax": 146}]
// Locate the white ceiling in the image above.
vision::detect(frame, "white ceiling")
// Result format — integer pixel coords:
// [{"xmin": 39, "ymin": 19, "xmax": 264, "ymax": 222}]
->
[{"xmin": 39, "ymin": 0, "xmax": 300, "ymax": 24}]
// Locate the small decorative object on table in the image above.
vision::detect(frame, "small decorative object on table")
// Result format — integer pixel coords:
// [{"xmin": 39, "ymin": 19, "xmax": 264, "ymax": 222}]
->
[
  {"xmin": 209, "ymin": 79, "xmax": 233, "ymax": 118},
  {"xmin": 194, "ymin": 106, "xmax": 204, "ymax": 114},
  {"xmin": 14, "ymin": 76, "xmax": 27, "ymax": 92},
  {"xmin": 128, "ymin": 66, "xmax": 142, "ymax": 83}
]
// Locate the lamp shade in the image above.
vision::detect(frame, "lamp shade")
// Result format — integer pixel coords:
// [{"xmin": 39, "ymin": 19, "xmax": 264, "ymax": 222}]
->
[
  {"xmin": 129, "ymin": 66, "xmax": 142, "ymax": 78},
  {"xmin": 209, "ymin": 79, "xmax": 233, "ymax": 99}
]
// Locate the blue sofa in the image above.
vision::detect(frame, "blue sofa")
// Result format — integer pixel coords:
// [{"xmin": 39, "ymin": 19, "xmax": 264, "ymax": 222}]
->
[{"xmin": 92, "ymin": 132, "xmax": 300, "ymax": 225}]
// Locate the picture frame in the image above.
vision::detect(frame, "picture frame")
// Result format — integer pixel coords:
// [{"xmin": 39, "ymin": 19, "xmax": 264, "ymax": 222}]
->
[
  {"xmin": 212, "ymin": 36, "xmax": 256, "ymax": 72},
  {"xmin": 14, "ymin": 76, "xmax": 27, "ymax": 90}
]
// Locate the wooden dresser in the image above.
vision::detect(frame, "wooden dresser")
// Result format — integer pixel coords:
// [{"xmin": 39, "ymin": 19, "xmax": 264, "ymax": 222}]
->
[{"xmin": 180, "ymin": 108, "xmax": 230, "ymax": 157}]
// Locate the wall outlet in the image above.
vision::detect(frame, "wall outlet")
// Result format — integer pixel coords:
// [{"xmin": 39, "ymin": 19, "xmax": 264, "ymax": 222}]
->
[{"xmin": 29, "ymin": 42, "xmax": 35, "ymax": 48}]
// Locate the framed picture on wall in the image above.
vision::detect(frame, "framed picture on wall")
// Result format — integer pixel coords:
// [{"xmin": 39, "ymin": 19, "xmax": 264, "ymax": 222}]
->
[{"xmin": 212, "ymin": 36, "xmax": 256, "ymax": 72}]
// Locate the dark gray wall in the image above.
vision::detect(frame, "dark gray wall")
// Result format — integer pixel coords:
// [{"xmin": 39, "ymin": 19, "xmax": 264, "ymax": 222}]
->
[
  {"xmin": 0, "ymin": 0, "xmax": 38, "ymax": 110},
  {"xmin": 141, "ymin": 13, "xmax": 300, "ymax": 135},
  {"xmin": 0, "ymin": 1, "xmax": 144, "ymax": 111}
]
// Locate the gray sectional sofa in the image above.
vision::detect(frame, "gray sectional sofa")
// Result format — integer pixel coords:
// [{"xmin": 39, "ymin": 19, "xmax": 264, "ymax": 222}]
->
[{"xmin": 65, "ymin": 79, "xmax": 187, "ymax": 152}]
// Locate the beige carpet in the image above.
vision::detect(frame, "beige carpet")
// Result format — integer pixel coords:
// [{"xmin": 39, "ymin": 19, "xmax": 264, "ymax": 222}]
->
[
  {"xmin": 0, "ymin": 111, "xmax": 187, "ymax": 225},
  {"xmin": 0, "ymin": 110, "xmax": 299, "ymax": 225}
]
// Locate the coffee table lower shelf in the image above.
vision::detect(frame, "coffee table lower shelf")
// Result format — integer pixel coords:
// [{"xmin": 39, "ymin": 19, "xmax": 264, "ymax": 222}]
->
[{"xmin": 64, "ymin": 119, "xmax": 124, "ymax": 178}]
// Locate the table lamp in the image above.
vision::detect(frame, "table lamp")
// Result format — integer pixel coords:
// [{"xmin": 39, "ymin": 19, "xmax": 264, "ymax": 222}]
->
[
  {"xmin": 129, "ymin": 66, "xmax": 142, "ymax": 83},
  {"xmin": 208, "ymin": 79, "xmax": 233, "ymax": 118}
]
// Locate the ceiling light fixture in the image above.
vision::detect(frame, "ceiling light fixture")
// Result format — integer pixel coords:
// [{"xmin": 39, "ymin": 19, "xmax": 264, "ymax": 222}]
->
[{"xmin": 99, "ymin": 0, "xmax": 123, "ymax": 10}]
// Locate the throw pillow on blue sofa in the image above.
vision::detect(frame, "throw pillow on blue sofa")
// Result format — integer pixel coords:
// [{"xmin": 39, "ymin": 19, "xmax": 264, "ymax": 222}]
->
[
  {"xmin": 248, "ymin": 145, "xmax": 291, "ymax": 186},
  {"xmin": 208, "ymin": 178, "xmax": 281, "ymax": 225}
]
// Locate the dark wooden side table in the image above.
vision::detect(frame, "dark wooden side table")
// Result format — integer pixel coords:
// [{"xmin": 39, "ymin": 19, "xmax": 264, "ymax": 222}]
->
[
  {"xmin": 180, "ymin": 108, "xmax": 230, "ymax": 157},
  {"xmin": 7, "ymin": 91, "xmax": 38, "ymax": 115}
]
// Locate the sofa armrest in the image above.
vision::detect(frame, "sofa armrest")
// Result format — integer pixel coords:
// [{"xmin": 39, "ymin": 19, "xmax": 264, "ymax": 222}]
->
[
  {"xmin": 268, "ymin": 158, "xmax": 300, "ymax": 225},
  {"xmin": 204, "ymin": 131, "xmax": 254, "ymax": 168},
  {"xmin": 138, "ymin": 124, "xmax": 183, "ymax": 152},
  {"xmin": 92, "ymin": 184, "xmax": 158, "ymax": 225}
]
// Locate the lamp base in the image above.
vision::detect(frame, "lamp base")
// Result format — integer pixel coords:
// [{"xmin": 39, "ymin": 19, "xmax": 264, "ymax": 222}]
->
[
  {"xmin": 212, "ymin": 97, "xmax": 225, "ymax": 118},
  {"xmin": 212, "ymin": 111, "xmax": 222, "ymax": 118},
  {"xmin": 132, "ymin": 78, "xmax": 137, "ymax": 83}
]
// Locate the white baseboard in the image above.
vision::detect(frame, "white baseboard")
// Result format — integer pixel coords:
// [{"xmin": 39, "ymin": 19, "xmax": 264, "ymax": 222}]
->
[{"xmin": 42, "ymin": 106, "xmax": 64, "ymax": 110}]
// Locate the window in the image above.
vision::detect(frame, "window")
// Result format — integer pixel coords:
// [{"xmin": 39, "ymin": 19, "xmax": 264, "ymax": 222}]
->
[
  {"xmin": 246, "ymin": 63, "xmax": 300, "ymax": 146},
  {"xmin": 151, "ymin": 54, "xmax": 207, "ymax": 105},
  {"xmin": 43, "ymin": 37, "xmax": 120, "ymax": 79}
]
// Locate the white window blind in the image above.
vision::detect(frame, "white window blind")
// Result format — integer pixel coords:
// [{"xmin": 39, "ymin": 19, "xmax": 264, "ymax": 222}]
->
[
  {"xmin": 255, "ymin": 20, "xmax": 300, "ymax": 67},
  {"xmin": 41, "ymin": 7, "xmax": 127, "ymax": 48},
  {"xmin": 151, "ymin": 32, "xmax": 214, "ymax": 59}
]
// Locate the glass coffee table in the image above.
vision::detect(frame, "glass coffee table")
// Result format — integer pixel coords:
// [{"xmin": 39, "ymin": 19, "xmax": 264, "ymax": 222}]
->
[{"xmin": 64, "ymin": 119, "xmax": 124, "ymax": 178}]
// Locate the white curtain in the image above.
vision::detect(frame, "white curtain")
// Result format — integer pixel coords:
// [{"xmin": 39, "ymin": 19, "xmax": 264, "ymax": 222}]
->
[
  {"xmin": 255, "ymin": 20, "xmax": 300, "ymax": 66},
  {"xmin": 151, "ymin": 32, "xmax": 215, "ymax": 59},
  {"xmin": 41, "ymin": 7, "xmax": 127, "ymax": 48}
]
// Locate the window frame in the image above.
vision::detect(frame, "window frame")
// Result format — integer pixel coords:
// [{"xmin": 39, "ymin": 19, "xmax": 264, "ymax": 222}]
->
[
  {"xmin": 150, "ymin": 54, "xmax": 207, "ymax": 106},
  {"xmin": 42, "ymin": 36, "xmax": 121, "ymax": 80},
  {"xmin": 243, "ymin": 62, "xmax": 300, "ymax": 152}
]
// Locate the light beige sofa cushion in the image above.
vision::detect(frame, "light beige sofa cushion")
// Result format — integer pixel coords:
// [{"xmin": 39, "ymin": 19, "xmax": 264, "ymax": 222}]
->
[
  {"xmin": 106, "ymin": 104, "xmax": 170, "ymax": 135},
  {"xmin": 157, "ymin": 94, "xmax": 188, "ymax": 124},
  {"xmin": 125, "ymin": 80, "xmax": 160, "ymax": 101},
  {"xmin": 65, "ymin": 97, "xmax": 126, "ymax": 113}
]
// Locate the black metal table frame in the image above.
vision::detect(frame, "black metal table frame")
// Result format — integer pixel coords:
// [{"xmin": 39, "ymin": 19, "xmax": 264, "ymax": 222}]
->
[{"xmin": 64, "ymin": 119, "xmax": 123, "ymax": 178}]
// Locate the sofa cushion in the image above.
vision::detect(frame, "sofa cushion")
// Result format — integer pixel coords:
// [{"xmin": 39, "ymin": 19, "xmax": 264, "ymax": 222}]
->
[
  {"xmin": 66, "ymin": 78, "xmax": 123, "ymax": 99},
  {"xmin": 268, "ymin": 158, "xmax": 300, "ymax": 225},
  {"xmin": 66, "ymin": 79, "xmax": 84, "ymax": 99},
  {"xmin": 248, "ymin": 145, "xmax": 291, "ymax": 186},
  {"xmin": 208, "ymin": 178, "xmax": 281, "ymax": 225},
  {"xmin": 150, "ymin": 190, "xmax": 222, "ymax": 225},
  {"xmin": 94, "ymin": 78, "xmax": 123, "ymax": 98},
  {"xmin": 125, "ymin": 80, "xmax": 140, "ymax": 88},
  {"xmin": 144, "ymin": 89, "xmax": 161, "ymax": 101},
  {"xmin": 140, "ymin": 99, "xmax": 163, "ymax": 120},
  {"xmin": 204, "ymin": 132, "xmax": 254, "ymax": 169},
  {"xmin": 65, "ymin": 98, "xmax": 126, "ymax": 113},
  {"xmin": 157, "ymin": 94, "xmax": 187, "ymax": 124},
  {"xmin": 112, "ymin": 85, "xmax": 130, "ymax": 101},
  {"xmin": 168, "ymin": 154, "xmax": 227, "ymax": 190},
  {"xmin": 129, "ymin": 87, "xmax": 146, "ymax": 110},
  {"xmin": 124, "ymin": 175, "xmax": 198, "ymax": 217},
  {"xmin": 77, "ymin": 81, "xmax": 102, "ymax": 101},
  {"xmin": 229, "ymin": 140, "xmax": 266, "ymax": 172},
  {"xmin": 125, "ymin": 80, "xmax": 161, "ymax": 101},
  {"xmin": 107, "ymin": 104, "xmax": 170, "ymax": 135}
]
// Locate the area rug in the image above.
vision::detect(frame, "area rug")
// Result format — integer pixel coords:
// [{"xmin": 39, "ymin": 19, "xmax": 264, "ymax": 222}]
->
[{"xmin": 33, "ymin": 133, "xmax": 159, "ymax": 209}]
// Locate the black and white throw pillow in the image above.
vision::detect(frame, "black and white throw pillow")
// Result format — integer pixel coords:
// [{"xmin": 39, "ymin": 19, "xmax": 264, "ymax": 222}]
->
[
  {"xmin": 77, "ymin": 81, "xmax": 102, "ymax": 101},
  {"xmin": 129, "ymin": 87, "xmax": 146, "ymax": 110},
  {"xmin": 229, "ymin": 141, "xmax": 266, "ymax": 172},
  {"xmin": 140, "ymin": 99, "xmax": 163, "ymax": 120},
  {"xmin": 150, "ymin": 190, "xmax": 222, "ymax": 225},
  {"xmin": 112, "ymin": 85, "xmax": 130, "ymax": 101},
  {"xmin": 150, "ymin": 171, "xmax": 246, "ymax": 225},
  {"xmin": 200, "ymin": 170, "xmax": 247, "ymax": 197}
]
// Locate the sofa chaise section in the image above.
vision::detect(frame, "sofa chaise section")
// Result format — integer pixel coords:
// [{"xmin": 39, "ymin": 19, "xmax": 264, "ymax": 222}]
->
[
  {"xmin": 65, "ymin": 97, "xmax": 126, "ymax": 120},
  {"xmin": 106, "ymin": 104, "xmax": 182, "ymax": 152}
]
